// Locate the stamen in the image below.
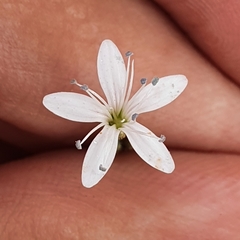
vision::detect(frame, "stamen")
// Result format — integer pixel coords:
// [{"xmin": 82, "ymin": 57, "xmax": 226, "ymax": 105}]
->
[
  {"xmin": 70, "ymin": 79, "xmax": 111, "ymax": 116},
  {"xmin": 71, "ymin": 79, "xmax": 85, "ymax": 89},
  {"xmin": 125, "ymin": 51, "xmax": 133, "ymax": 57},
  {"xmin": 80, "ymin": 122, "xmax": 105, "ymax": 146},
  {"xmin": 124, "ymin": 59, "xmax": 135, "ymax": 104},
  {"xmin": 152, "ymin": 77, "xmax": 159, "ymax": 86},
  {"xmin": 124, "ymin": 84, "xmax": 151, "ymax": 116},
  {"xmin": 75, "ymin": 140, "xmax": 82, "ymax": 150},
  {"xmin": 99, "ymin": 164, "xmax": 107, "ymax": 172},
  {"xmin": 131, "ymin": 113, "xmax": 138, "ymax": 121},
  {"xmin": 123, "ymin": 78, "xmax": 148, "ymax": 115},
  {"xmin": 140, "ymin": 78, "xmax": 147, "ymax": 85},
  {"xmin": 120, "ymin": 51, "xmax": 133, "ymax": 111},
  {"xmin": 159, "ymin": 135, "xmax": 166, "ymax": 143},
  {"xmin": 87, "ymin": 89, "xmax": 109, "ymax": 108}
]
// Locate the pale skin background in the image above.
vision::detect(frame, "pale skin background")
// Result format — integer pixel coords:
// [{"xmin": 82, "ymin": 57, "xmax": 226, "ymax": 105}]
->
[{"xmin": 0, "ymin": 0, "xmax": 240, "ymax": 239}]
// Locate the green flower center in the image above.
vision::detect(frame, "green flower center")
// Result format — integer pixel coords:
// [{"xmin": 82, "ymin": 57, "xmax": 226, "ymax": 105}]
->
[{"xmin": 108, "ymin": 110, "xmax": 127, "ymax": 129}]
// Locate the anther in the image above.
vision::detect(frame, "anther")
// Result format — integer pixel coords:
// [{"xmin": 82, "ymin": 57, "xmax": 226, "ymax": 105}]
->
[
  {"xmin": 140, "ymin": 78, "xmax": 147, "ymax": 85},
  {"xmin": 75, "ymin": 140, "xmax": 82, "ymax": 150},
  {"xmin": 70, "ymin": 79, "xmax": 77, "ymax": 84},
  {"xmin": 131, "ymin": 113, "xmax": 139, "ymax": 121},
  {"xmin": 80, "ymin": 84, "xmax": 89, "ymax": 91},
  {"xmin": 99, "ymin": 164, "xmax": 107, "ymax": 172},
  {"xmin": 152, "ymin": 77, "xmax": 159, "ymax": 86},
  {"xmin": 125, "ymin": 51, "xmax": 133, "ymax": 57},
  {"xmin": 71, "ymin": 79, "xmax": 85, "ymax": 89},
  {"xmin": 158, "ymin": 135, "xmax": 166, "ymax": 143}
]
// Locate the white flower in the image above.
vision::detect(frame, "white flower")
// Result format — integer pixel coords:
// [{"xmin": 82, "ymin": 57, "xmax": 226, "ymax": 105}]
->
[{"xmin": 43, "ymin": 39, "xmax": 188, "ymax": 188}]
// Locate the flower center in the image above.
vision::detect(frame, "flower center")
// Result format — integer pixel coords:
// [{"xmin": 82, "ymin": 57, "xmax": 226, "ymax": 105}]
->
[{"xmin": 108, "ymin": 110, "xmax": 127, "ymax": 129}]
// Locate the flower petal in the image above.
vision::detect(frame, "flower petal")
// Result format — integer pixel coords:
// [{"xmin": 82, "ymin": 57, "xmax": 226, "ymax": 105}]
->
[
  {"xmin": 43, "ymin": 92, "xmax": 109, "ymax": 122},
  {"xmin": 126, "ymin": 75, "xmax": 188, "ymax": 115},
  {"xmin": 97, "ymin": 39, "xmax": 126, "ymax": 111},
  {"xmin": 81, "ymin": 125, "xmax": 119, "ymax": 188},
  {"xmin": 122, "ymin": 122, "xmax": 175, "ymax": 173}
]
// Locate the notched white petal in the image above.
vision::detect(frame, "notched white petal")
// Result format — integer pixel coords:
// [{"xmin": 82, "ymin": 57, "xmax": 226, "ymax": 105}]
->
[
  {"xmin": 97, "ymin": 39, "xmax": 126, "ymax": 111},
  {"xmin": 81, "ymin": 125, "xmax": 120, "ymax": 188},
  {"xmin": 43, "ymin": 92, "xmax": 108, "ymax": 122},
  {"xmin": 122, "ymin": 122, "xmax": 175, "ymax": 173},
  {"xmin": 127, "ymin": 75, "xmax": 188, "ymax": 114}
]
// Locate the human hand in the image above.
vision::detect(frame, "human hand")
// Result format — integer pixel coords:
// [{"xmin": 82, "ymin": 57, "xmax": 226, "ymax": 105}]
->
[{"xmin": 0, "ymin": 0, "xmax": 240, "ymax": 239}]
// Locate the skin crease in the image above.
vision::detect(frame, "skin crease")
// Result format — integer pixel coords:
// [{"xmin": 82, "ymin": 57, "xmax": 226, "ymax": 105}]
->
[{"xmin": 0, "ymin": 0, "xmax": 240, "ymax": 239}]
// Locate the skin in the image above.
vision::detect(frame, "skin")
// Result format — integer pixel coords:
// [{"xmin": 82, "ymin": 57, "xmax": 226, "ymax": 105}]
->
[{"xmin": 0, "ymin": 0, "xmax": 240, "ymax": 239}]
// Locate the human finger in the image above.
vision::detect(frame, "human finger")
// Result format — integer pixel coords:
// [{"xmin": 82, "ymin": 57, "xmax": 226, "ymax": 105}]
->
[
  {"xmin": 0, "ymin": 0, "xmax": 239, "ymax": 154},
  {"xmin": 0, "ymin": 149, "xmax": 240, "ymax": 239},
  {"xmin": 154, "ymin": 0, "xmax": 240, "ymax": 85}
]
